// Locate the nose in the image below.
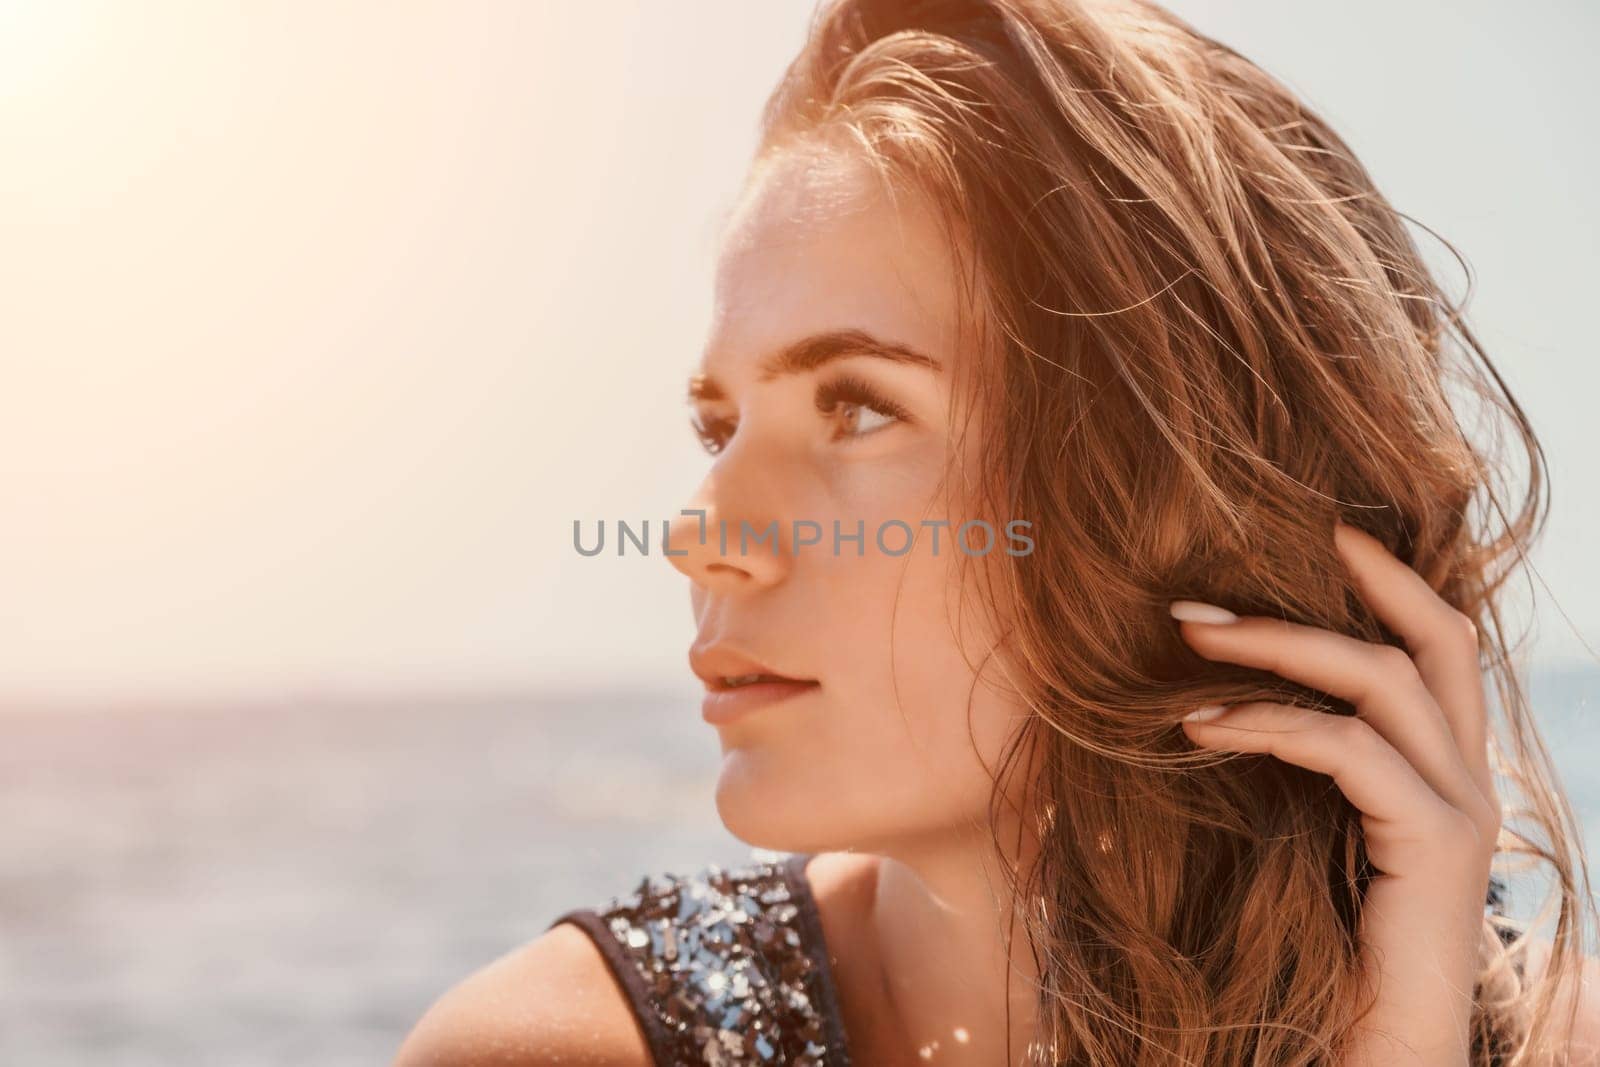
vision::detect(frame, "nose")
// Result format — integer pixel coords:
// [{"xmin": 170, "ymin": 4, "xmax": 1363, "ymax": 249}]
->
[{"xmin": 665, "ymin": 447, "xmax": 792, "ymax": 594}]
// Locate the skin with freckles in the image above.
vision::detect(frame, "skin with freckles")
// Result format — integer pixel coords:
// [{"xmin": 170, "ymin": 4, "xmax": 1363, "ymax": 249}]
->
[
  {"xmin": 671, "ymin": 139, "xmax": 1029, "ymax": 857},
  {"xmin": 667, "ymin": 139, "xmax": 1044, "ymax": 1065}
]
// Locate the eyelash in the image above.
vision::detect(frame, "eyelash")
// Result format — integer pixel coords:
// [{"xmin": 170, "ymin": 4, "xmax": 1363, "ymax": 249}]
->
[{"xmin": 689, "ymin": 374, "xmax": 912, "ymax": 456}]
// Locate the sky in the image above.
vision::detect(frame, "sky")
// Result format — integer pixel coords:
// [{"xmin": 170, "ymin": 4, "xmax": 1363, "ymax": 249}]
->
[{"xmin": 0, "ymin": 1, "xmax": 1595, "ymax": 708}]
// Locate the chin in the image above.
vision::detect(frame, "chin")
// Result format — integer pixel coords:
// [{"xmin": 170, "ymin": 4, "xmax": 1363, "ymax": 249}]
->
[
  {"xmin": 710, "ymin": 746, "xmax": 851, "ymax": 855},
  {"xmin": 713, "ymin": 746, "xmax": 810, "ymax": 851},
  {"xmin": 711, "ymin": 745, "xmax": 924, "ymax": 858}
]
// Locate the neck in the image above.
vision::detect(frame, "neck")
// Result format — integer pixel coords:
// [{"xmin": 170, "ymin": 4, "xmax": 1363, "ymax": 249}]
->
[{"xmin": 868, "ymin": 815, "xmax": 1045, "ymax": 1066}]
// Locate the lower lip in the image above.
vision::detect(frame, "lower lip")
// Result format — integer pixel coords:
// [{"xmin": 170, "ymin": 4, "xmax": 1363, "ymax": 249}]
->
[{"xmin": 701, "ymin": 680, "xmax": 821, "ymax": 725}]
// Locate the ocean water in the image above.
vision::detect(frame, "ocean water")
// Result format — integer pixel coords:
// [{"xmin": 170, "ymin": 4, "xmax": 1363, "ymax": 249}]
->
[{"xmin": 2, "ymin": 668, "xmax": 1595, "ymax": 1066}]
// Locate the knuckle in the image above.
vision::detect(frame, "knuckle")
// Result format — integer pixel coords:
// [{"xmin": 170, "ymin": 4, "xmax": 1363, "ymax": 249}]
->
[
  {"xmin": 1371, "ymin": 644, "xmax": 1420, "ymax": 685},
  {"xmin": 1331, "ymin": 712, "xmax": 1376, "ymax": 748},
  {"xmin": 1444, "ymin": 606, "xmax": 1479, "ymax": 648}
]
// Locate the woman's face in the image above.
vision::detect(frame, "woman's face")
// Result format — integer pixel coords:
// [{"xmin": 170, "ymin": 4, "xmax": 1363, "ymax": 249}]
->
[{"xmin": 668, "ymin": 140, "xmax": 1033, "ymax": 854}]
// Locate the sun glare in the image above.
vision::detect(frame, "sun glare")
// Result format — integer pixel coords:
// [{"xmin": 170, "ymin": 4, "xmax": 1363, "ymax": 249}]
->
[{"xmin": 0, "ymin": 0, "xmax": 97, "ymax": 104}]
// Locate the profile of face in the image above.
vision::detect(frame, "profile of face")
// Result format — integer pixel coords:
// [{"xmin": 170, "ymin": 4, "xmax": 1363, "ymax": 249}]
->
[{"xmin": 668, "ymin": 138, "xmax": 1035, "ymax": 856}]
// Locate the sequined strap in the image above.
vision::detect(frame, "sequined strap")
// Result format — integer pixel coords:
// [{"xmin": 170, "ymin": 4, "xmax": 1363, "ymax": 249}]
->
[
  {"xmin": 549, "ymin": 853, "xmax": 853, "ymax": 1066},
  {"xmin": 780, "ymin": 853, "xmax": 853, "ymax": 1063},
  {"xmin": 553, "ymin": 905, "xmax": 677, "ymax": 1060}
]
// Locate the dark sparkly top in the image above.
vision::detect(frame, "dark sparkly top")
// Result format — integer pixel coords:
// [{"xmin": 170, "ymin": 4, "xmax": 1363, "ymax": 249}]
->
[{"xmin": 548, "ymin": 850, "xmax": 853, "ymax": 1067}]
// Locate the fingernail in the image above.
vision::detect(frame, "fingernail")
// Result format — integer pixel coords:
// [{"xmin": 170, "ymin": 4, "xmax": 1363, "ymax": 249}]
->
[
  {"xmin": 1169, "ymin": 600, "xmax": 1239, "ymax": 624},
  {"xmin": 1184, "ymin": 704, "xmax": 1229, "ymax": 722}
]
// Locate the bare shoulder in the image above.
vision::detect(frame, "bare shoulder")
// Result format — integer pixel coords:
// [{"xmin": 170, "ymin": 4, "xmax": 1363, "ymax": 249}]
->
[
  {"xmin": 390, "ymin": 920, "xmax": 650, "ymax": 1067},
  {"xmin": 1521, "ymin": 934, "xmax": 1600, "ymax": 1065}
]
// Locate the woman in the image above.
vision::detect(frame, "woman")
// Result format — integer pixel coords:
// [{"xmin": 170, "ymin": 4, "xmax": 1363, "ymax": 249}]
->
[{"xmin": 396, "ymin": 0, "xmax": 1599, "ymax": 1062}]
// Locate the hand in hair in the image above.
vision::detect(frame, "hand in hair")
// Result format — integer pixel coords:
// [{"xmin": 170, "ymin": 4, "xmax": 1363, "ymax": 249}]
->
[{"xmin": 1171, "ymin": 519, "xmax": 1503, "ymax": 1066}]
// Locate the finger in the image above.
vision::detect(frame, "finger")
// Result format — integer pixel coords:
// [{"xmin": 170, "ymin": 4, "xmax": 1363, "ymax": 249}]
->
[
  {"xmin": 1332, "ymin": 520, "xmax": 1493, "ymax": 798},
  {"xmin": 1174, "ymin": 611, "xmax": 1490, "ymax": 822},
  {"xmin": 1181, "ymin": 701, "xmax": 1475, "ymax": 873}
]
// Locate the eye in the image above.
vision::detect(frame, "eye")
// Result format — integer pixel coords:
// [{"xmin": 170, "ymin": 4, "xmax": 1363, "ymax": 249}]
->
[
  {"xmin": 815, "ymin": 374, "xmax": 911, "ymax": 442},
  {"xmin": 689, "ymin": 410, "xmax": 736, "ymax": 456}
]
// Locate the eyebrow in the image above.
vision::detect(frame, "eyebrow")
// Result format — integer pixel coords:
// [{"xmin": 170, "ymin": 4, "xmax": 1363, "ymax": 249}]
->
[{"xmin": 686, "ymin": 328, "xmax": 943, "ymax": 402}]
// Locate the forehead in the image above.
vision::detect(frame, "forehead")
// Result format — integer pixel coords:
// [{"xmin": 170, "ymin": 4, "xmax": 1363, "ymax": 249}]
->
[{"xmin": 702, "ymin": 142, "xmax": 967, "ymax": 377}]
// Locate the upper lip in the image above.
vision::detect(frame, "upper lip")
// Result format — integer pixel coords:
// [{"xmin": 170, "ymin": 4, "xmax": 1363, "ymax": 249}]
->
[{"xmin": 689, "ymin": 643, "xmax": 818, "ymax": 691}]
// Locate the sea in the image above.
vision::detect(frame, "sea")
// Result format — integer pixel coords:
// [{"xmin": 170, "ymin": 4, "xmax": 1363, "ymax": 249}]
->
[{"xmin": 2, "ymin": 667, "xmax": 1596, "ymax": 1066}]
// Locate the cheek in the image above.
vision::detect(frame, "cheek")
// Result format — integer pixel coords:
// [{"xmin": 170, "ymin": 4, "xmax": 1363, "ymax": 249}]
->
[{"xmin": 827, "ymin": 536, "xmax": 1028, "ymax": 802}]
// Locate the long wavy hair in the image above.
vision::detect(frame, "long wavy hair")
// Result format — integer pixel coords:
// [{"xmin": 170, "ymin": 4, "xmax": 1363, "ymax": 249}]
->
[{"xmin": 749, "ymin": 0, "xmax": 1596, "ymax": 1062}]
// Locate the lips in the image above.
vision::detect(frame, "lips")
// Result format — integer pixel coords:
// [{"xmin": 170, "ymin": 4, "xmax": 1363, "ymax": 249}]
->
[
  {"xmin": 689, "ymin": 642, "xmax": 818, "ymax": 692},
  {"xmin": 706, "ymin": 672, "xmax": 799, "ymax": 691},
  {"xmin": 699, "ymin": 676, "xmax": 820, "ymax": 726}
]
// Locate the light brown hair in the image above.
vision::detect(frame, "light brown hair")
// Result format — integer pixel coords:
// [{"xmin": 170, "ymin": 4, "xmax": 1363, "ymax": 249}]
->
[{"xmin": 753, "ymin": 0, "xmax": 1596, "ymax": 1061}]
